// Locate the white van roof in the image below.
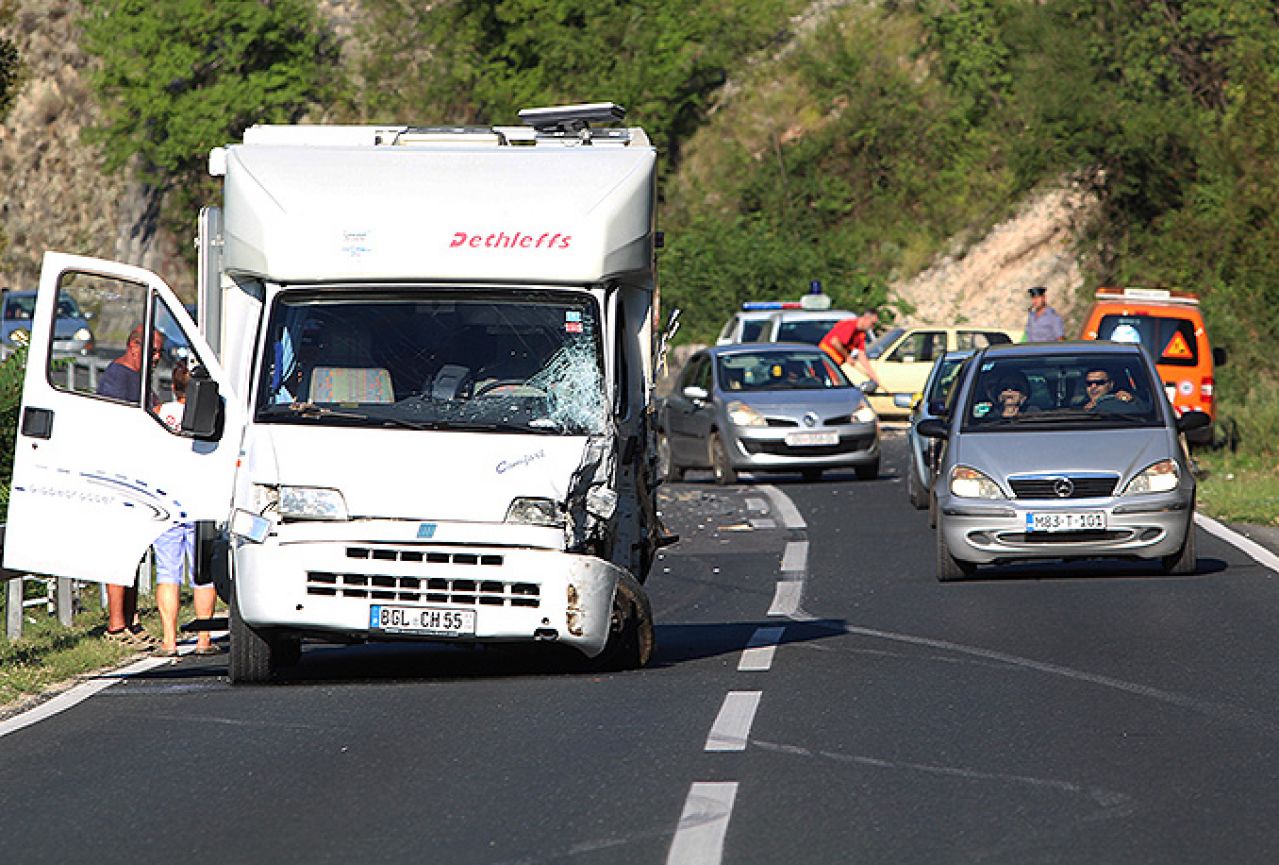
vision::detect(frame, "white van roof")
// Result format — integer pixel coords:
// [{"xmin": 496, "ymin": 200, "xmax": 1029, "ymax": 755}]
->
[{"xmin": 213, "ymin": 124, "xmax": 656, "ymax": 285}]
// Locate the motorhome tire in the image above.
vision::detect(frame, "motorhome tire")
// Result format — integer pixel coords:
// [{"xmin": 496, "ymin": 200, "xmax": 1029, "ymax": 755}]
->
[
  {"xmin": 229, "ymin": 591, "xmax": 275, "ymax": 684},
  {"xmin": 590, "ymin": 575, "xmax": 655, "ymax": 672}
]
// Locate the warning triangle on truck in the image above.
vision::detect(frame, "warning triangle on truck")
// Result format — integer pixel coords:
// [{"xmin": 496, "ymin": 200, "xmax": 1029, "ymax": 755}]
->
[{"xmin": 1162, "ymin": 331, "xmax": 1193, "ymax": 359}]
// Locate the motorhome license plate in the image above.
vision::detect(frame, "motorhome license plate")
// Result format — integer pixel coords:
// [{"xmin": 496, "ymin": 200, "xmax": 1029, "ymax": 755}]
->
[
  {"xmin": 784, "ymin": 430, "xmax": 839, "ymax": 446},
  {"xmin": 370, "ymin": 605, "xmax": 476, "ymax": 637},
  {"xmin": 1026, "ymin": 512, "xmax": 1106, "ymax": 533}
]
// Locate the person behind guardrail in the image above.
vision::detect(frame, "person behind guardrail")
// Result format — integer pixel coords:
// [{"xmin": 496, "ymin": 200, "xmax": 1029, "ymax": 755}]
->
[
  {"xmin": 97, "ymin": 324, "xmax": 164, "ymax": 649},
  {"xmin": 154, "ymin": 363, "xmax": 220, "ymax": 657}
]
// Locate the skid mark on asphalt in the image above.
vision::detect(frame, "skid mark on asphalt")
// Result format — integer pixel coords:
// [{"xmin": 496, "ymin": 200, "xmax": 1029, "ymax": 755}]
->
[
  {"xmin": 751, "ymin": 738, "xmax": 1134, "ymax": 813},
  {"xmin": 844, "ymin": 622, "xmax": 1279, "ymax": 737}
]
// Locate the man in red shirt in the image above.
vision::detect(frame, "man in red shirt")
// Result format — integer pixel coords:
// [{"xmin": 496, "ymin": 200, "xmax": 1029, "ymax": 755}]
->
[{"xmin": 819, "ymin": 309, "xmax": 881, "ymax": 389}]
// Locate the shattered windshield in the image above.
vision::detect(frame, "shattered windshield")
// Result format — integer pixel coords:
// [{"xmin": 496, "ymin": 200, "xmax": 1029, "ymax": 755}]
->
[{"xmin": 255, "ymin": 289, "xmax": 607, "ymax": 435}]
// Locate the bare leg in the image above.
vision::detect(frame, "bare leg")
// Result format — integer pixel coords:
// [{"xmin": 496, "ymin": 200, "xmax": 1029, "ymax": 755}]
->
[
  {"xmin": 193, "ymin": 585, "xmax": 216, "ymax": 650},
  {"xmin": 156, "ymin": 583, "xmax": 179, "ymax": 651},
  {"xmin": 107, "ymin": 584, "xmax": 128, "ymax": 632}
]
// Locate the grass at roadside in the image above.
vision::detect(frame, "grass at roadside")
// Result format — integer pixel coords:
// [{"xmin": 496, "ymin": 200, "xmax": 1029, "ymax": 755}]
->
[
  {"xmin": 1195, "ymin": 450, "xmax": 1279, "ymax": 527},
  {"xmin": 0, "ymin": 587, "xmax": 211, "ymax": 712}
]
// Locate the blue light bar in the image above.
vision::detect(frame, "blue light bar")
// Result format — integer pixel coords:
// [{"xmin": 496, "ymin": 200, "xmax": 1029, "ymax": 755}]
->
[{"xmin": 741, "ymin": 301, "xmax": 802, "ymax": 311}]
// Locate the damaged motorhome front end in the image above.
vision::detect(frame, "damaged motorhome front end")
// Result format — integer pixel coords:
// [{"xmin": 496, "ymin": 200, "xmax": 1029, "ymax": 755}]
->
[{"xmin": 4, "ymin": 104, "xmax": 665, "ymax": 682}]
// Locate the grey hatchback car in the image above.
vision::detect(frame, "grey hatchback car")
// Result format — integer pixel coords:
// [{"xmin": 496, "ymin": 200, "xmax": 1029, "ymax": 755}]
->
[
  {"xmin": 918, "ymin": 341, "xmax": 1209, "ymax": 581},
  {"xmin": 657, "ymin": 343, "xmax": 880, "ymax": 484}
]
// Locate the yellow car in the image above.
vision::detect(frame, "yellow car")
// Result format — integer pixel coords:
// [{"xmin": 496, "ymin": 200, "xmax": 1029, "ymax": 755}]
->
[{"xmin": 866, "ymin": 325, "xmax": 1019, "ymax": 419}]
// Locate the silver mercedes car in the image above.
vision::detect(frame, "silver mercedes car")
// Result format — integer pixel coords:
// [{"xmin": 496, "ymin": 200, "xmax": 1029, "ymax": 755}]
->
[
  {"xmin": 917, "ymin": 341, "xmax": 1209, "ymax": 580},
  {"xmin": 657, "ymin": 343, "xmax": 880, "ymax": 484}
]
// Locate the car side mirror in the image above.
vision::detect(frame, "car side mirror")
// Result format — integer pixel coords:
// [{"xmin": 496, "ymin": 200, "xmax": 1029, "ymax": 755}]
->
[
  {"xmin": 1212, "ymin": 346, "xmax": 1227, "ymax": 366},
  {"xmin": 927, "ymin": 399, "xmax": 949, "ymax": 416},
  {"xmin": 916, "ymin": 417, "xmax": 949, "ymax": 439},
  {"xmin": 182, "ymin": 366, "xmax": 224, "ymax": 441},
  {"xmin": 1176, "ymin": 410, "xmax": 1211, "ymax": 435},
  {"xmin": 682, "ymin": 385, "xmax": 709, "ymax": 402}
]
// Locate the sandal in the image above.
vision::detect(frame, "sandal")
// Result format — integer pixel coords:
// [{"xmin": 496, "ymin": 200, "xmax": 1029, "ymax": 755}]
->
[
  {"xmin": 158, "ymin": 647, "xmax": 180, "ymax": 658},
  {"xmin": 193, "ymin": 644, "xmax": 225, "ymax": 656},
  {"xmin": 127, "ymin": 625, "xmax": 160, "ymax": 647}
]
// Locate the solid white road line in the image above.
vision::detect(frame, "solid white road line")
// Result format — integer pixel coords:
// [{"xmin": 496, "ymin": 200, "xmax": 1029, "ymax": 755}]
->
[
  {"xmin": 745, "ymin": 497, "xmax": 768, "ymax": 513},
  {"xmin": 739, "ymin": 626, "xmax": 786, "ymax": 672},
  {"xmin": 758, "ymin": 485, "xmax": 806, "ymax": 529},
  {"xmin": 1195, "ymin": 512, "xmax": 1279, "ymax": 575},
  {"xmin": 767, "ymin": 580, "xmax": 803, "ymax": 617},
  {"xmin": 749, "ymin": 518, "xmax": 777, "ymax": 529},
  {"xmin": 0, "ymin": 654, "xmax": 173, "ymax": 739},
  {"xmin": 780, "ymin": 540, "xmax": 808, "ymax": 575},
  {"xmin": 666, "ymin": 782, "xmax": 739, "ymax": 865},
  {"xmin": 705, "ymin": 691, "xmax": 762, "ymax": 752}
]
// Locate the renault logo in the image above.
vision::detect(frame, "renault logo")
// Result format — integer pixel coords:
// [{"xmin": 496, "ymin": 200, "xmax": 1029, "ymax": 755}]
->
[
  {"xmin": 803, "ymin": 412, "xmax": 819, "ymax": 428},
  {"xmin": 1052, "ymin": 477, "xmax": 1075, "ymax": 498}
]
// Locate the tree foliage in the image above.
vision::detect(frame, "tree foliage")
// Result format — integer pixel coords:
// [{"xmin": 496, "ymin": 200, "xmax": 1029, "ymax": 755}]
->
[
  {"xmin": 355, "ymin": 0, "xmax": 806, "ymax": 166},
  {"xmin": 81, "ymin": 0, "xmax": 341, "ymax": 224}
]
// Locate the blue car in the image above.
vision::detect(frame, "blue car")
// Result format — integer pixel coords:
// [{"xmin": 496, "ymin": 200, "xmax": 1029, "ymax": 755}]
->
[{"xmin": 1, "ymin": 289, "xmax": 95, "ymax": 357}]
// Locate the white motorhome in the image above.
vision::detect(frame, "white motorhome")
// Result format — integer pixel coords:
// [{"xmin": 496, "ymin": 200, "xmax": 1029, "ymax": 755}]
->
[{"xmin": 5, "ymin": 104, "xmax": 668, "ymax": 682}]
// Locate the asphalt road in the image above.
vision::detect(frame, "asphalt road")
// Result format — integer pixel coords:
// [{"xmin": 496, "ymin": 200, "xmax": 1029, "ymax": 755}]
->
[{"xmin": 2, "ymin": 432, "xmax": 1278, "ymax": 864}]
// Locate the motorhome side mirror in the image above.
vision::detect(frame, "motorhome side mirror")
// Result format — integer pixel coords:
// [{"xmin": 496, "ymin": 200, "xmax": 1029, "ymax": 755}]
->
[
  {"xmin": 181, "ymin": 367, "xmax": 224, "ymax": 441},
  {"xmin": 1176, "ymin": 410, "xmax": 1212, "ymax": 435},
  {"xmin": 1213, "ymin": 346, "xmax": 1228, "ymax": 366},
  {"xmin": 683, "ymin": 385, "xmax": 709, "ymax": 402},
  {"xmin": 916, "ymin": 417, "xmax": 949, "ymax": 439}
]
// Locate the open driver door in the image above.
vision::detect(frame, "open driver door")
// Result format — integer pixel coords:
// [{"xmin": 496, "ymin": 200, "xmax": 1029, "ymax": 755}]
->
[{"xmin": 3, "ymin": 252, "xmax": 244, "ymax": 585}]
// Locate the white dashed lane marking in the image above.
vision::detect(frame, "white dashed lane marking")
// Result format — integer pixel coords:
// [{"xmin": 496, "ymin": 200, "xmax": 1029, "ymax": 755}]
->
[
  {"xmin": 738, "ymin": 626, "xmax": 786, "ymax": 672},
  {"xmin": 705, "ymin": 691, "xmax": 763, "ymax": 752},
  {"xmin": 666, "ymin": 782, "xmax": 739, "ymax": 865}
]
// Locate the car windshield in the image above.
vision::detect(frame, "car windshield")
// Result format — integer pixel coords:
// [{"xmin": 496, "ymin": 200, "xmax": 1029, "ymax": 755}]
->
[
  {"xmin": 255, "ymin": 289, "xmax": 607, "ymax": 435},
  {"xmin": 1098, "ymin": 313, "xmax": 1199, "ymax": 367},
  {"xmin": 865, "ymin": 327, "xmax": 905, "ymax": 359},
  {"xmin": 776, "ymin": 318, "xmax": 847, "ymax": 345},
  {"xmin": 961, "ymin": 353, "xmax": 1162, "ymax": 430},
  {"xmin": 718, "ymin": 349, "xmax": 849, "ymax": 391}
]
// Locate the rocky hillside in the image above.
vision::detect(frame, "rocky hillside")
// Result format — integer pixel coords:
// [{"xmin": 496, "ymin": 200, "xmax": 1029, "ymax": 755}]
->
[{"xmin": 1, "ymin": 0, "xmax": 1096, "ymax": 328}]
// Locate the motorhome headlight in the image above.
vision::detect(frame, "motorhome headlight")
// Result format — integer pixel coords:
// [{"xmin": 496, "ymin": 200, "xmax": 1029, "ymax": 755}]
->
[
  {"xmin": 505, "ymin": 497, "xmax": 565, "ymax": 527},
  {"xmin": 726, "ymin": 401, "xmax": 766, "ymax": 427},
  {"xmin": 1122, "ymin": 459, "xmax": 1180, "ymax": 496},
  {"xmin": 278, "ymin": 486, "xmax": 349, "ymax": 520},
  {"xmin": 950, "ymin": 465, "xmax": 1005, "ymax": 499},
  {"xmin": 853, "ymin": 399, "xmax": 877, "ymax": 424},
  {"xmin": 74, "ymin": 327, "xmax": 92, "ymax": 342}
]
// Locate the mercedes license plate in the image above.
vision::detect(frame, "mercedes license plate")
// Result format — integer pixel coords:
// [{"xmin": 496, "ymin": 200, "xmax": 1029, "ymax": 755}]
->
[
  {"xmin": 370, "ymin": 605, "xmax": 476, "ymax": 637},
  {"xmin": 1026, "ymin": 512, "xmax": 1106, "ymax": 533},
  {"xmin": 784, "ymin": 430, "xmax": 839, "ymax": 446}
]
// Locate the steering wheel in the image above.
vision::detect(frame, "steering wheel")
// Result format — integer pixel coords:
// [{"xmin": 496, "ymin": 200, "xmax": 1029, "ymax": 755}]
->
[{"xmin": 473, "ymin": 379, "xmax": 545, "ymax": 397}]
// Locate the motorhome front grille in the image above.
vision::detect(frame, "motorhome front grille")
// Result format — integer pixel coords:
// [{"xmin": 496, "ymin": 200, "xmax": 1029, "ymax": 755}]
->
[
  {"xmin": 306, "ymin": 572, "xmax": 541, "ymax": 607},
  {"xmin": 344, "ymin": 546, "xmax": 504, "ymax": 567},
  {"xmin": 1009, "ymin": 476, "xmax": 1118, "ymax": 499}
]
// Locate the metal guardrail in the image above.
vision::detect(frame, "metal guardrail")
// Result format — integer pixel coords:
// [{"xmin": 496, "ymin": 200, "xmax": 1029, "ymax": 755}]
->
[{"xmin": 1, "ymin": 524, "xmax": 152, "ymax": 641}]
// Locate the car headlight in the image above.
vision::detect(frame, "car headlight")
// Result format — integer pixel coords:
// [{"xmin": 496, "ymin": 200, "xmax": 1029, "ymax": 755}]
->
[
  {"xmin": 1122, "ymin": 459, "xmax": 1180, "ymax": 495},
  {"xmin": 279, "ymin": 485, "xmax": 349, "ymax": 520},
  {"xmin": 949, "ymin": 465, "xmax": 1006, "ymax": 499},
  {"xmin": 505, "ymin": 496, "xmax": 565, "ymax": 527},
  {"xmin": 726, "ymin": 400, "xmax": 766, "ymax": 427},
  {"xmin": 73, "ymin": 327, "xmax": 92, "ymax": 342},
  {"xmin": 853, "ymin": 399, "xmax": 877, "ymax": 424}
]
